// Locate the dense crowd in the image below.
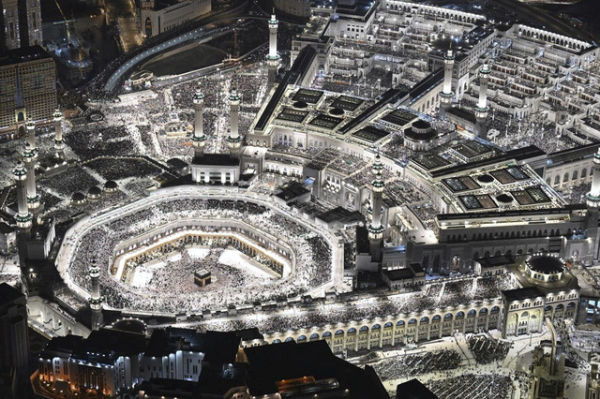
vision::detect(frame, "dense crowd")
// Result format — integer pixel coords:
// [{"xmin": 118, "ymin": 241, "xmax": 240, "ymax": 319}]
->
[
  {"xmin": 468, "ymin": 335, "xmax": 511, "ymax": 365},
  {"xmin": 427, "ymin": 374, "xmax": 512, "ymax": 399},
  {"xmin": 372, "ymin": 350, "xmax": 461, "ymax": 381},
  {"xmin": 64, "ymin": 196, "xmax": 333, "ymax": 314},
  {"xmin": 83, "ymin": 157, "xmax": 165, "ymax": 181}
]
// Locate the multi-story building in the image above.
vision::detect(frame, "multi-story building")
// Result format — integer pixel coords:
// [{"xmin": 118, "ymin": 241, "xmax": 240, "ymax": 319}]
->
[
  {"xmin": 0, "ymin": 0, "xmax": 42, "ymax": 50},
  {"xmin": 0, "ymin": 46, "xmax": 57, "ymax": 139},
  {"xmin": 36, "ymin": 327, "xmax": 230, "ymax": 397},
  {"xmin": 274, "ymin": 0, "xmax": 312, "ymax": 18},
  {"xmin": 139, "ymin": 0, "xmax": 211, "ymax": 38},
  {"xmin": 589, "ymin": 353, "xmax": 600, "ymax": 399},
  {"xmin": 0, "ymin": 283, "xmax": 30, "ymax": 398}
]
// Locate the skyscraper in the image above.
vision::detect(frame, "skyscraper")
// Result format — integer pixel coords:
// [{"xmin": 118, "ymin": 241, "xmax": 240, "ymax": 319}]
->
[
  {"xmin": 0, "ymin": 0, "xmax": 43, "ymax": 50},
  {"xmin": 0, "ymin": 46, "xmax": 56, "ymax": 139}
]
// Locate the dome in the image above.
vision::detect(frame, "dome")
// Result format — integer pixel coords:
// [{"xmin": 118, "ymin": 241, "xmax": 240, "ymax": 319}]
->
[
  {"xmin": 412, "ymin": 119, "xmax": 431, "ymax": 131},
  {"xmin": 104, "ymin": 180, "xmax": 118, "ymax": 193},
  {"xmin": 71, "ymin": 192, "xmax": 86, "ymax": 204},
  {"xmin": 525, "ymin": 254, "xmax": 565, "ymax": 283},
  {"xmin": 329, "ymin": 107, "xmax": 344, "ymax": 116},
  {"xmin": 496, "ymin": 193, "xmax": 513, "ymax": 204},
  {"xmin": 88, "ymin": 186, "xmax": 102, "ymax": 199},
  {"xmin": 293, "ymin": 101, "xmax": 308, "ymax": 109},
  {"xmin": 527, "ymin": 255, "xmax": 563, "ymax": 274},
  {"xmin": 404, "ymin": 120, "xmax": 437, "ymax": 141},
  {"xmin": 477, "ymin": 174, "xmax": 494, "ymax": 184}
]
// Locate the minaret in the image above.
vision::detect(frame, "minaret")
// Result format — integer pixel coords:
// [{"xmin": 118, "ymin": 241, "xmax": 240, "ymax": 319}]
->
[
  {"xmin": 22, "ymin": 143, "xmax": 40, "ymax": 213},
  {"xmin": 192, "ymin": 89, "xmax": 207, "ymax": 152},
  {"xmin": 368, "ymin": 162, "xmax": 385, "ymax": 262},
  {"xmin": 587, "ymin": 148, "xmax": 600, "ymax": 208},
  {"xmin": 13, "ymin": 161, "xmax": 32, "ymax": 230},
  {"xmin": 440, "ymin": 48, "xmax": 455, "ymax": 110},
  {"xmin": 268, "ymin": 13, "xmax": 280, "ymax": 61},
  {"xmin": 227, "ymin": 88, "xmax": 242, "ymax": 153},
  {"xmin": 372, "ymin": 151, "xmax": 384, "ymax": 175},
  {"xmin": 586, "ymin": 147, "xmax": 600, "ymax": 264},
  {"xmin": 53, "ymin": 109, "xmax": 65, "ymax": 159},
  {"xmin": 267, "ymin": 13, "xmax": 281, "ymax": 87},
  {"xmin": 89, "ymin": 259, "xmax": 104, "ymax": 330},
  {"xmin": 475, "ymin": 63, "xmax": 490, "ymax": 137},
  {"xmin": 25, "ymin": 119, "xmax": 36, "ymax": 148}
]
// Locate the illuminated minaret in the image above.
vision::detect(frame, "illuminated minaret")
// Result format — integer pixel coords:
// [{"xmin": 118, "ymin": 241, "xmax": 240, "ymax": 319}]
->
[
  {"xmin": 268, "ymin": 13, "xmax": 280, "ymax": 61},
  {"xmin": 368, "ymin": 162, "xmax": 385, "ymax": 262},
  {"xmin": 587, "ymin": 148, "xmax": 600, "ymax": 208},
  {"xmin": 89, "ymin": 259, "xmax": 104, "ymax": 330},
  {"xmin": 372, "ymin": 151, "xmax": 384, "ymax": 175},
  {"xmin": 53, "ymin": 110, "xmax": 65, "ymax": 158},
  {"xmin": 25, "ymin": 119, "xmax": 36, "ymax": 148},
  {"xmin": 267, "ymin": 13, "xmax": 281, "ymax": 87},
  {"xmin": 227, "ymin": 88, "xmax": 242, "ymax": 152},
  {"xmin": 475, "ymin": 63, "xmax": 491, "ymax": 137},
  {"xmin": 22, "ymin": 143, "xmax": 40, "ymax": 212},
  {"xmin": 192, "ymin": 89, "xmax": 207, "ymax": 151},
  {"xmin": 13, "ymin": 161, "xmax": 32, "ymax": 230},
  {"xmin": 440, "ymin": 48, "xmax": 455, "ymax": 110}
]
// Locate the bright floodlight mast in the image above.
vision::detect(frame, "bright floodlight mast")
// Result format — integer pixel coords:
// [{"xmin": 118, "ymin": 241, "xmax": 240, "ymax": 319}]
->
[
  {"xmin": 13, "ymin": 161, "xmax": 32, "ymax": 230},
  {"xmin": 22, "ymin": 142, "xmax": 40, "ymax": 212}
]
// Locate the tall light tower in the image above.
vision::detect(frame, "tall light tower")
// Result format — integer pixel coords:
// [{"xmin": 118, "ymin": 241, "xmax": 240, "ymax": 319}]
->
[
  {"xmin": 89, "ymin": 259, "xmax": 104, "ymax": 330},
  {"xmin": 440, "ymin": 48, "xmax": 455, "ymax": 111},
  {"xmin": 192, "ymin": 89, "xmax": 207, "ymax": 151},
  {"xmin": 22, "ymin": 143, "xmax": 40, "ymax": 213},
  {"xmin": 267, "ymin": 13, "xmax": 281, "ymax": 86},
  {"xmin": 227, "ymin": 88, "xmax": 242, "ymax": 153},
  {"xmin": 13, "ymin": 161, "xmax": 32, "ymax": 230},
  {"xmin": 368, "ymin": 162, "xmax": 385, "ymax": 262},
  {"xmin": 475, "ymin": 63, "xmax": 491, "ymax": 137},
  {"xmin": 53, "ymin": 109, "xmax": 65, "ymax": 159}
]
